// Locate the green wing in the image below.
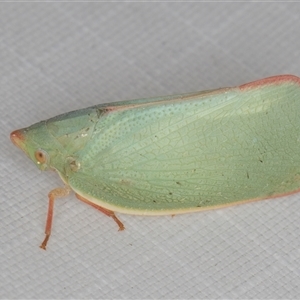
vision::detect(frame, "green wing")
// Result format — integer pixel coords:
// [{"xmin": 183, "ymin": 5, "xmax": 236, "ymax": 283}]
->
[{"xmin": 67, "ymin": 80, "xmax": 300, "ymax": 214}]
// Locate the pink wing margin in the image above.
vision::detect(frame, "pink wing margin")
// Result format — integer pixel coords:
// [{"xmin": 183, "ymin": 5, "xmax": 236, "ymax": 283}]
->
[{"xmin": 239, "ymin": 74, "xmax": 300, "ymax": 91}]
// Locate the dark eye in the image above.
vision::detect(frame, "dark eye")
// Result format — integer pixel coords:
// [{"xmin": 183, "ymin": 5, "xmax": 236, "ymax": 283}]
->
[{"xmin": 34, "ymin": 150, "xmax": 47, "ymax": 164}]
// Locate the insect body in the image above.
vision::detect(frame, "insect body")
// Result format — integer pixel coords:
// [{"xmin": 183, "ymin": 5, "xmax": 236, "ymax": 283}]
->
[{"xmin": 10, "ymin": 75, "xmax": 300, "ymax": 249}]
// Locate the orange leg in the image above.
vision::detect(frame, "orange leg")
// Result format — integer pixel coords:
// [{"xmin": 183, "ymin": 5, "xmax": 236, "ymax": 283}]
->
[
  {"xmin": 75, "ymin": 193, "xmax": 125, "ymax": 231},
  {"xmin": 40, "ymin": 186, "xmax": 71, "ymax": 250}
]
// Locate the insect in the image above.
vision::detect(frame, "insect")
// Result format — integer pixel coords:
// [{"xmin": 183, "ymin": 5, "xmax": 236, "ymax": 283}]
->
[{"xmin": 10, "ymin": 75, "xmax": 300, "ymax": 249}]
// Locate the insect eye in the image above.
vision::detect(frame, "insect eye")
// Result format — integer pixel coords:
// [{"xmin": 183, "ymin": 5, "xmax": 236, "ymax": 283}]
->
[{"xmin": 34, "ymin": 149, "xmax": 48, "ymax": 164}]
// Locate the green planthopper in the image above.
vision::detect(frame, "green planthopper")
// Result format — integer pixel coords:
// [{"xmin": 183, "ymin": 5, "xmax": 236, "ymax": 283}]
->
[{"xmin": 10, "ymin": 75, "xmax": 300, "ymax": 249}]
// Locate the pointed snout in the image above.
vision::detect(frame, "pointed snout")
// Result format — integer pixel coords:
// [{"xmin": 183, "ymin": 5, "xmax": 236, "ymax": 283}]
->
[{"xmin": 10, "ymin": 129, "xmax": 26, "ymax": 149}]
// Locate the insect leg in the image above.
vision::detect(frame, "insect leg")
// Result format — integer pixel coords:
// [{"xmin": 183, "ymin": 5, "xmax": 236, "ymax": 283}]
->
[
  {"xmin": 75, "ymin": 193, "xmax": 125, "ymax": 231},
  {"xmin": 40, "ymin": 186, "xmax": 71, "ymax": 250}
]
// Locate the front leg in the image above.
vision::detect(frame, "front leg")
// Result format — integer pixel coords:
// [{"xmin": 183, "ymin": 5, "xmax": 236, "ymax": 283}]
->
[{"xmin": 40, "ymin": 186, "xmax": 71, "ymax": 250}]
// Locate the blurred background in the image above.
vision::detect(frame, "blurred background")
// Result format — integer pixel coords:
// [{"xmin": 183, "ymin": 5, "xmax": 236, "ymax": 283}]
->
[{"xmin": 1, "ymin": 2, "xmax": 300, "ymax": 299}]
